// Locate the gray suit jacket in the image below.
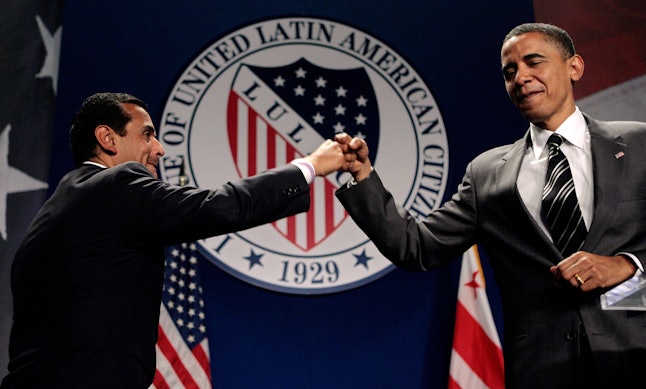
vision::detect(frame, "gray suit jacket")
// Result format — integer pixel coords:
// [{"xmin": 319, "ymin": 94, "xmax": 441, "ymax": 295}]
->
[{"xmin": 336, "ymin": 114, "xmax": 646, "ymax": 388}]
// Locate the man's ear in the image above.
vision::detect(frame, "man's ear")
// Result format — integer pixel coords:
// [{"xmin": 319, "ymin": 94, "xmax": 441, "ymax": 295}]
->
[
  {"xmin": 569, "ymin": 54, "xmax": 584, "ymax": 83},
  {"xmin": 95, "ymin": 125, "xmax": 117, "ymax": 155}
]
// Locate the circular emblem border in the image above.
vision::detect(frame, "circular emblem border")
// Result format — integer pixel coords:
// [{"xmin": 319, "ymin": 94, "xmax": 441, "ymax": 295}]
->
[{"xmin": 159, "ymin": 16, "xmax": 449, "ymax": 294}]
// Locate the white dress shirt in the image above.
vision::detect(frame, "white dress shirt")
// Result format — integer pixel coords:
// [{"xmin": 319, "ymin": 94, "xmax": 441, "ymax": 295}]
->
[{"xmin": 517, "ymin": 107, "xmax": 593, "ymax": 239}]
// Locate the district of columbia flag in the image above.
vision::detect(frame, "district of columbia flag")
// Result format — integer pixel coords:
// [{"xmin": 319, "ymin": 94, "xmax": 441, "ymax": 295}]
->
[
  {"xmin": 151, "ymin": 243, "xmax": 212, "ymax": 389},
  {"xmin": 448, "ymin": 245, "xmax": 504, "ymax": 389}
]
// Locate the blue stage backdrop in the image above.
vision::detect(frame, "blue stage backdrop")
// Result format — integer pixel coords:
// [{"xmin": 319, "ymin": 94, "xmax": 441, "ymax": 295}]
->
[
  {"xmin": 4, "ymin": 0, "xmax": 643, "ymax": 387},
  {"xmin": 30, "ymin": 0, "xmax": 646, "ymax": 388},
  {"xmin": 5, "ymin": 0, "xmax": 643, "ymax": 386}
]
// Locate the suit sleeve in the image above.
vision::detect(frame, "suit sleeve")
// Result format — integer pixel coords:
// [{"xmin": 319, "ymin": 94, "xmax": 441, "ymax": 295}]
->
[
  {"xmin": 335, "ymin": 168, "xmax": 477, "ymax": 271},
  {"xmin": 112, "ymin": 162, "xmax": 311, "ymax": 245}
]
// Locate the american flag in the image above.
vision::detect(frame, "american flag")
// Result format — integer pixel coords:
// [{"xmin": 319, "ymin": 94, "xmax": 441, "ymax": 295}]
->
[
  {"xmin": 151, "ymin": 243, "xmax": 212, "ymax": 389},
  {"xmin": 226, "ymin": 58, "xmax": 379, "ymax": 251},
  {"xmin": 448, "ymin": 245, "xmax": 504, "ymax": 389},
  {"xmin": 0, "ymin": 1, "xmax": 63, "ymax": 377}
]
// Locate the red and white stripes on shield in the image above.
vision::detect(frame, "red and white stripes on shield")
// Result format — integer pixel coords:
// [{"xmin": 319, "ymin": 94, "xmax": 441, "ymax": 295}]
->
[{"xmin": 227, "ymin": 90, "xmax": 346, "ymax": 251}]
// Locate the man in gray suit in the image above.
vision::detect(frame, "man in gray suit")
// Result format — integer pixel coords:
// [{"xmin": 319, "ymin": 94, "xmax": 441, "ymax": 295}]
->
[
  {"xmin": 335, "ymin": 23, "xmax": 646, "ymax": 388},
  {"xmin": 2, "ymin": 92, "xmax": 346, "ymax": 388}
]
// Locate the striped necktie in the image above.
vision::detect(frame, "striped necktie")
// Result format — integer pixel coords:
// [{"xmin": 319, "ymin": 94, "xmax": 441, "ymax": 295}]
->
[{"xmin": 541, "ymin": 134, "xmax": 587, "ymax": 257}]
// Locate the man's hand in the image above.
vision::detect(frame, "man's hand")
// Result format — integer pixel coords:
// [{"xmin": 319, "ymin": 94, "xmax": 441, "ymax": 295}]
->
[
  {"xmin": 334, "ymin": 133, "xmax": 373, "ymax": 182},
  {"xmin": 305, "ymin": 139, "xmax": 346, "ymax": 176},
  {"xmin": 550, "ymin": 251, "xmax": 638, "ymax": 291}
]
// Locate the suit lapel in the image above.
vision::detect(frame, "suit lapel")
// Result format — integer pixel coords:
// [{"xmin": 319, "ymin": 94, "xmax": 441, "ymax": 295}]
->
[
  {"xmin": 582, "ymin": 116, "xmax": 626, "ymax": 253},
  {"xmin": 495, "ymin": 134, "xmax": 527, "ymax": 214},
  {"xmin": 495, "ymin": 132, "xmax": 558, "ymax": 249}
]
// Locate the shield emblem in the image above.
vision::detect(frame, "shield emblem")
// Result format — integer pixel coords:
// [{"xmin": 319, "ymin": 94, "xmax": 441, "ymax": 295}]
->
[{"xmin": 227, "ymin": 58, "xmax": 380, "ymax": 251}]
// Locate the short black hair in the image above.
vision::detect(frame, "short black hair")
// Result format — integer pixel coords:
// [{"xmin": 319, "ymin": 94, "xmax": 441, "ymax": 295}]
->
[
  {"xmin": 69, "ymin": 92, "xmax": 147, "ymax": 167},
  {"xmin": 503, "ymin": 23, "xmax": 576, "ymax": 59}
]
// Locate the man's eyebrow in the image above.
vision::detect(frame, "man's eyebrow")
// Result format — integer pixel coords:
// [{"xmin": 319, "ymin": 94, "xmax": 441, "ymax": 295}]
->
[
  {"xmin": 523, "ymin": 53, "xmax": 547, "ymax": 61},
  {"xmin": 143, "ymin": 125, "xmax": 157, "ymax": 135},
  {"xmin": 502, "ymin": 62, "xmax": 515, "ymax": 72},
  {"xmin": 502, "ymin": 53, "xmax": 548, "ymax": 72}
]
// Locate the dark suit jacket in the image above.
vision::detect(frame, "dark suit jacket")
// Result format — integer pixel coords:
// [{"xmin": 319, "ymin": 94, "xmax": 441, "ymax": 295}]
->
[
  {"xmin": 3, "ymin": 162, "xmax": 310, "ymax": 388},
  {"xmin": 336, "ymin": 114, "xmax": 646, "ymax": 388}
]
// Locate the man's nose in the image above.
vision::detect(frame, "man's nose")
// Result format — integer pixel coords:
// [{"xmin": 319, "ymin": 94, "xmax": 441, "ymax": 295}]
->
[
  {"xmin": 514, "ymin": 65, "xmax": 532, "ymax": 85},
  {"xmin": 153, "ymin": 137, "xmax": 165, "ymax": 156}
]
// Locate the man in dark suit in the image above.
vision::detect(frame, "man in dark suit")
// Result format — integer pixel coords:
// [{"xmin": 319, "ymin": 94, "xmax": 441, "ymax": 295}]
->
[
  {"xmin": 1, "ymin": 92, "xmax": 346, "ymax": 388},
  {"xmin": 335, "ymin": 23, "xmax": 646, "ymax": 388}
]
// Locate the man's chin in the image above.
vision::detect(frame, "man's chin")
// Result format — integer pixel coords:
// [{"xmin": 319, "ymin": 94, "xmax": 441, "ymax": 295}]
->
[{"xmin": 519, "ymin": 109, "xmax": 543, "ymax": 125}]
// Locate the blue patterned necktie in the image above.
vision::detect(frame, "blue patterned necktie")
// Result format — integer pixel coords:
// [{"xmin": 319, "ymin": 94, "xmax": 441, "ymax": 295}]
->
[{"xmin": 541, "ymin": 134, "xmax": 588, "ymax": 257}]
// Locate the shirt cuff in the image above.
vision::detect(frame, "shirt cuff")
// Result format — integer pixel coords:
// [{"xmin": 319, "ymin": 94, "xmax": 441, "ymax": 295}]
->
[
  {"xmin": 617, "ymin": 252, "xmax": 644, "ymax": 273},
  {"xmin": 290, "ymin": 158, "xmax": 315, "ymax": 184}
]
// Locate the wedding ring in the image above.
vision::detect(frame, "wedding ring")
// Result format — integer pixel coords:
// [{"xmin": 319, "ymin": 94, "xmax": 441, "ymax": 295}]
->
[{"xmin": 574, "ymin": 274, "xmax": 585, "ymax": 285}]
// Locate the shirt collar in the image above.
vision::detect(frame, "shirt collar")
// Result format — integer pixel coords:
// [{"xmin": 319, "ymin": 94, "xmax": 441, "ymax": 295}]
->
[
  {"xmin": 528, "ymin": 107, "xmax": 587, "ymax": 158},
  {"xmin": 82, "ymin": 161, "xmax": 108, "ymax": 169}
]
